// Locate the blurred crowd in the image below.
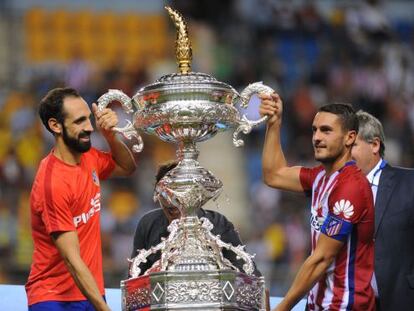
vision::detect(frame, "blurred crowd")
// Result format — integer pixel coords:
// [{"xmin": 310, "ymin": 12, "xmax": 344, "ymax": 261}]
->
[{"xmin": 0, "ymin": 0, "xmax": 413, "ymax": 296}]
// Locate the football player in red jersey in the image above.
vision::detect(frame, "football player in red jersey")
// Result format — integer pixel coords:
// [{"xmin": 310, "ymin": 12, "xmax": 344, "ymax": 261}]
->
[
  {"xmin": 26, "ymin": 87, "xmax": 136, "ymax": 311},
  {"xmin": 260, "ymin": 93, "xmax": 375, "ymax": 311}
]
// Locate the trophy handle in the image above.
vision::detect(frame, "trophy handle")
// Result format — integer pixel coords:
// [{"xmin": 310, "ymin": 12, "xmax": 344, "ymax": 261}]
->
[
  {"xmin": 232, "ymin": 82, "xmax": 275, "ymax": 147},
  {"xmin": 97, "ymin": 89, "xmax": 144, "ymax": 153}
]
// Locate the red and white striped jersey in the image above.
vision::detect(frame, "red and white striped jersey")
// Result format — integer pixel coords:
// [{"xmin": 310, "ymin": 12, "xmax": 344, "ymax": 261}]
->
[{"xmin": 300, "ymin": 161, "xmax": 375, "ymax": 311}]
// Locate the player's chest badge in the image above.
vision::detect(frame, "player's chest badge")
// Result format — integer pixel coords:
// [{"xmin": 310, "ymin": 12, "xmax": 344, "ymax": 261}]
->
[{"xmin": 92, "ymin": 170, "xmax": 100, "ymax": 186}]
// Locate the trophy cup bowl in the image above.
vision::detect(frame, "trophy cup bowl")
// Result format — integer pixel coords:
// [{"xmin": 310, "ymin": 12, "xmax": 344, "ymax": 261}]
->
[
  {"xmin": 97, "ymin": 6, "xmax": 274, "ymax": 310},
  {"xmin": 133, "ymin": 72, "xmax": 237, "ymax": 142},
  {"xmin": 98, "ymin": 75, "xmax": 274, "ymax": 220}
]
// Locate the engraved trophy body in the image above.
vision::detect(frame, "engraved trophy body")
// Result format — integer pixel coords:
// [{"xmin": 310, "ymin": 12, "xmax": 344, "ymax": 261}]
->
[{"xmin": 98, "ymin": 7, "xmax": 274, "ymax": 311}]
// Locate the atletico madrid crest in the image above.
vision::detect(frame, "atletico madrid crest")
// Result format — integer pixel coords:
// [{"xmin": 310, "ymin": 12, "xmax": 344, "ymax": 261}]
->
[
  {"xmin": 92, "ymin": 170, "xmax": 100, "ymax": 186},
  {"xmin": 326, "ymin": 217, "xmax": 343, "ymax": 237}
]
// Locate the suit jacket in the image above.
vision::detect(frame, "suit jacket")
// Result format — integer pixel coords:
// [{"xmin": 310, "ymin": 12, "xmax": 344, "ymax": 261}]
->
[{"xmin": 375, "ymin": 164, "xmax": 414, "ymax": 310}]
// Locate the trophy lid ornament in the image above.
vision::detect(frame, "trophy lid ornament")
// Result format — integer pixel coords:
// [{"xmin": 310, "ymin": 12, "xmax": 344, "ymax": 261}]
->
[{"xmin": 165, "ymin": 6, "xmax": 192, "ymax": 74}]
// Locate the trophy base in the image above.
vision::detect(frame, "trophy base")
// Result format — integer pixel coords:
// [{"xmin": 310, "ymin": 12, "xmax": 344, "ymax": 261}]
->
[{"xmin": 121, "ymin": 270, "xmax": 265, "ymax": 311}]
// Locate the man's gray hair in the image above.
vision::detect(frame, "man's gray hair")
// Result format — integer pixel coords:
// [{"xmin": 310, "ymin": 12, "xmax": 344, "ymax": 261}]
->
[{"xmin": 356, "ymin": 110, "xmax": 385, "ymax": 157}]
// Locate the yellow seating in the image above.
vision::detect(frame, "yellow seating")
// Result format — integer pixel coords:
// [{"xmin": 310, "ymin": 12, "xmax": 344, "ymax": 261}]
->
[{"xmin": 24, "ymin": 9, "xmax": 168, "ymax": 65}]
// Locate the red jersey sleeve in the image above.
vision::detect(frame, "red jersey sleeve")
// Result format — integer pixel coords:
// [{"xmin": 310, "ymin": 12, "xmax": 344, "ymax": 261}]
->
[
  {"xmin": 90, "ymin": 147, "xmax": 116, "ymax": 180},
  {"xmin": 40, "ymin": 178, "xmax": 76, "ymax": 234},
  {"xmin": 299, "ymin": 165, "xmax": 323, "ymax": 193},
  {"xmin": 327, "ymin": 174, "xmax": 371, "ymax": 224}
]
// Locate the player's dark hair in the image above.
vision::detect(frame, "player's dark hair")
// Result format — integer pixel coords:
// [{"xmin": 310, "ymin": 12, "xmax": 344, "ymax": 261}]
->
[
  {"xmin": 38, "ymin": 87, "xmax": 80, "ymax": 134},
  {"xmin": 318, "ymin": 103, "xmax": 359, "ymax": 133},
  {"xmin": 155, "ymin": 161, "xmax": 179, "ymax": 183}
]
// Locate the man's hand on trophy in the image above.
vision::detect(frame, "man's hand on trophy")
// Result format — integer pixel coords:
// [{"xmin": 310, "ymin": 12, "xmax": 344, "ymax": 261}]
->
[
  {"xmin": 92, "ymin": 103, "xmax": 118, "ymax": 139},
  {"xmin": 259, "ymin": 93, "xmax": 283, "ymax": 127}
]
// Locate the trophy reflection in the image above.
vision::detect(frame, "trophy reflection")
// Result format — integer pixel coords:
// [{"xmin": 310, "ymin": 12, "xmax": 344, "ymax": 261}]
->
[{"xmin": 98, "ymin": 7, "xmax": 274, "ymax": 311}]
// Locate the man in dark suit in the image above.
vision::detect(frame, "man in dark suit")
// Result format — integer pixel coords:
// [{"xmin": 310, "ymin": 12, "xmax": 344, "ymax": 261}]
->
[{"xmin": 352, "ymin": 110, "xmax": 414, "ymax": 311}]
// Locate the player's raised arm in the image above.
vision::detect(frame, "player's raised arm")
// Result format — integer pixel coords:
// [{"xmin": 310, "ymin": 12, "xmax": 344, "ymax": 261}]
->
[
  {"xmin": 260, "ymin": 93, "xmax": 303, "ymax": 192},
  {"xmin": 92, "ymin": 103, "xmax": 137, "ymax": 177}
]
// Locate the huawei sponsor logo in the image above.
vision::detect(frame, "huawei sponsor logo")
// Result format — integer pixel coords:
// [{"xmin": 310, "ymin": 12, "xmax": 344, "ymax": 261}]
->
[{"xmin": 333, "ymin": 199, "xmax": 354, "ymax": 219}]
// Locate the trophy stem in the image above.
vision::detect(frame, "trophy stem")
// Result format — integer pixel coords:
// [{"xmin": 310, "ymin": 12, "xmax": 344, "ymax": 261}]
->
[
  {"xmin": 174, "ymin": 141, "xmax": 201, "ymax": 218},
  {"xmin": 176, "ymin": 141, "xmax": 199, "ymax": 161}
]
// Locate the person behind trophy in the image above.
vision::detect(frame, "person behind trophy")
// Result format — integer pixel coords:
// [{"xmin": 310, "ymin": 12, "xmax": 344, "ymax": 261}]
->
[
  {"xmin": 352, "ymin": 110, "xmax": 414, "ymax": 311},
  {"xmin": 26, "ymin": 87, "xmax": 137, "ymax": 311},
  {"xmin": 259, "ymin": 93, "xmax": 375, "ymax": 311},
  {"xmin": 130, "ymin": 160, "xmax": 263, "ymax": 278}
]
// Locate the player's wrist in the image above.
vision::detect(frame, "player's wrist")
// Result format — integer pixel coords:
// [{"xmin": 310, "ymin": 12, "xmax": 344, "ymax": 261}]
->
[
  {"xmin": 267, "ymin": 119, "xmax": 282, "ymax": 130},
  {"xmin": 102, "ymin": 130, "xmax": 117, "ymax": 142},
  {"xmin": 275, "ymin": 299, "xmax": 291, "ymax": 311}
]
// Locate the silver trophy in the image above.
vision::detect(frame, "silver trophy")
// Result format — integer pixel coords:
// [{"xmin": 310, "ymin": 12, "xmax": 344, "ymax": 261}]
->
[{"xmin": 98, "ymin": 7, "xmax": 274, "ymax": 311}]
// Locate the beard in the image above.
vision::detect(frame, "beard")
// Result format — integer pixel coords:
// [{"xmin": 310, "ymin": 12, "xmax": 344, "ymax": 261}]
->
[
  {"xmin": 314, "ymin": 145, "xmax": 343, "ymax": 164},
  {"xmin": 315, "ymin": 154, "xmax": 337, "ymax": 164},
  {"xmin": 62, "ymin": 125, "xmax": 91, "ymax": 153}
]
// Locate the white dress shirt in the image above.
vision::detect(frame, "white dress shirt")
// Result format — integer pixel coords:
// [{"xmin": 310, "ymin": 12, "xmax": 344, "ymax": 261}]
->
[
  {"xmin": 367, "ymin": 158, "xmax": 386, "ymax": 297},
  {"xmin": 367, "ymin": 158, "xmax": 385, "ymax": 204}
]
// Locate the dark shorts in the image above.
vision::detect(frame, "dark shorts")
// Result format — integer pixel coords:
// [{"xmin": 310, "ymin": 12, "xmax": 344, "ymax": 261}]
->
[{"xmin": 29, "ymin": 297, "xmax": 105, "ymax": 311}]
